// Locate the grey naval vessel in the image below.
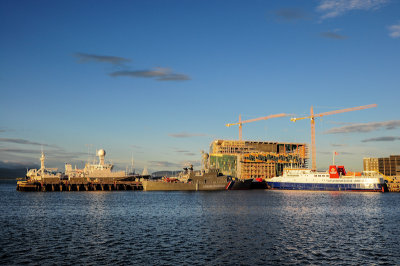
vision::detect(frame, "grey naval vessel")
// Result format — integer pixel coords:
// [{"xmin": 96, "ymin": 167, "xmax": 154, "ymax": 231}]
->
[{"xmin": 142, "ymin": 152, "xmax": 233, "ymax": 191}]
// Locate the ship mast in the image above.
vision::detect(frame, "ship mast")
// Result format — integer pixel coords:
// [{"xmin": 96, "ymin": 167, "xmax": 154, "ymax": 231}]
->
[{"xmin": 40, "ymin": 146, "xmax": 45, "ymax": 175}]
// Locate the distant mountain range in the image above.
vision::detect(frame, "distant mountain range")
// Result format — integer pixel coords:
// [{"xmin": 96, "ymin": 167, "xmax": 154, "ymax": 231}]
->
[
  {"xmin": 151, "ymin": 170, "xmax": 182, "ymax": 178},
  {"xmin": 0, "ymin": 162, "xmax": 38, "ymax": 179},
  {"xmin": 0, "ymin": 168, "xmax": 28, "ymax": 179}
]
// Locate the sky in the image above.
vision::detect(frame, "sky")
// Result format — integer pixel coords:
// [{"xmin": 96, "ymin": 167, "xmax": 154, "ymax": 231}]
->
[{"xmin": 1, "ymin": 0, "xmax": 399, "ymax": 173}]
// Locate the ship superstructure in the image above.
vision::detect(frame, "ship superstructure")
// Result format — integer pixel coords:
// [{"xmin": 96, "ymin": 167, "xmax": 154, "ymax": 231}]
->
[
  {"xmin": 142, "ymin": 153, "xmax": 232, "ymax": 191},
  {"xmin": 65, "ymin": 149, "xmax": 134, "ymax": 182},
  {"xmin": 26, "ymin": 151, "xmax": 64, "ymax": 182}
]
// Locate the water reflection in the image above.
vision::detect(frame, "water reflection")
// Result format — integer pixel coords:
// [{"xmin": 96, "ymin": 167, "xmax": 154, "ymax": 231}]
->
[{"xmin": 0, "ymin": 182, "xmax": 399, "ymax": 265}]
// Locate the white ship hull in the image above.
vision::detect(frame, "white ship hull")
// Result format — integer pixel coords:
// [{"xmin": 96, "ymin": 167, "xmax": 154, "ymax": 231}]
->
[{"xmin": 266, "ymin": 168, "xmax": 385, "ymax": 192}]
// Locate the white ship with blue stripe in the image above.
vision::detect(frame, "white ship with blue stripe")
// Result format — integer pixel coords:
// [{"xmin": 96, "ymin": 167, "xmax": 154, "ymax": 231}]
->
[{"xmin": 266, "ymin": 165, "xmax": 385, "ymax": 192}]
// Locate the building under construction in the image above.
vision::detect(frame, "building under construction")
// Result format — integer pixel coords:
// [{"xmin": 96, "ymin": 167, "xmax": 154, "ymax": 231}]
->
[
  {"xmin": 364, "ymin": 155, "xmax": 400, "ymax": 176},
  {"xmin": 209, "ymin": 140, "xmax": 308, "ymax": 180}
]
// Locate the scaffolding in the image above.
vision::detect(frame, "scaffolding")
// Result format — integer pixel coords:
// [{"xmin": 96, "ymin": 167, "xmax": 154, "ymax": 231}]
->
[
  {"xmin": 378, "ymin": 155, "xmax": 400, "ymax": 176},
  {"xmin": 209, "ymin": 140, "xmax": 308, "ymax": 180}
]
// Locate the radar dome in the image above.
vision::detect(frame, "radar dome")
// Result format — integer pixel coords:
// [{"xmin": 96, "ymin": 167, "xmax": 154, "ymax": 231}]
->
[{"xmin": 97, "ymin": 149, "xmax": 106, "ymax": 157}]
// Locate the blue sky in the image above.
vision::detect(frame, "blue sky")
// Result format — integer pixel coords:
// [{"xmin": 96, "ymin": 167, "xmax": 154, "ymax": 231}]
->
[{"xmin": 1, "ymin": 0, "xmax": 399, "ymax": 172}]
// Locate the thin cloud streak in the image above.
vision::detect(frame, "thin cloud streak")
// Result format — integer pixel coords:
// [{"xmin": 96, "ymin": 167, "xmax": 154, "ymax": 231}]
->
[
  {"xmin": 362, "ymin": 136, "xmax": 400, "ymax": 142},
  {"xmin": 149, "ymin": 161, "xmax": 181, "ymax": 168},
  {"xmin": 316, "ymin": 0, "xmax": 389, "ymax": 19},
  {"xmin": 324, "ymin": 120, "xmax": 400, "ymax": 134},
  {"xmin": 320, "ymin": 31, "xmax": 348, "ymax": 39},
  {"xmin": 319, "ymin": 151, "xmax": 354, "ymax": 155},
  {"xmin": 130, "ymin": 145, "xmax": 142, "ymax": 149},
  {"xmin": 168, "ymin": 132, "xmax": 207, "ymax": 138},
  {"xmin": 274, "ymin": 8, "xmax": 308, "ymax": 21},
  {"xmin": 0, "ymin": 138, "xmax": 56, "ymax": 147},
  {"xmin": 110, "ymin": 67, "xmax": 190, "ymax": 81},
  {"xmin": 0, "ymin": 147, "xmax": 87, "ymax": 159},
  {"xmin": 149, "ymin": 160, "xmax": 201, "ymax": 169},
  {"xmin": 75, "ymin": 53, "xmax": 190, "ymax": 82},
  {"xmin": 331, "ymin": 143, "xmax": 347, "ymax": 147},
  {"xmin": 0, "ymin": 160, "xmax": 38, "ymax": 169},
  {"xmin": 74, "ymin": 52, "xmax": 131, "ymax": 65},
  {"xmin": 388, "ymin": 22, "xmax": 400, "ymax": 38},
  {"xmin": 0, "ymin": 148, "xmax": 40, "ymax": 154},
  {"xmin": 158, "ymin": 74, "xmax": 191, "ymax": 81}
]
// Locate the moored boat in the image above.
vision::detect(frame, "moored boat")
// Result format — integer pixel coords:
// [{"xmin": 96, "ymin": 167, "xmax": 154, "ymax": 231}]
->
[
  {"xmin": 142, "ymin": 165, "xmax": 233, "ymax": 191},
  {"xmin": 266, "ymin": 165, "xmax": 386, "ymax": 192}
]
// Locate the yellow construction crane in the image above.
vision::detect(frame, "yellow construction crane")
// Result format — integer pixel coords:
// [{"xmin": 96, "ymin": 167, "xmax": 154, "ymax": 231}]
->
[
  {"xmin": 291, "ymin": 104, "xmax": 377, "ymax": 171},
  {"xmin": 226, "ymin": 113, "xmax": 289, "ymax": 140}
]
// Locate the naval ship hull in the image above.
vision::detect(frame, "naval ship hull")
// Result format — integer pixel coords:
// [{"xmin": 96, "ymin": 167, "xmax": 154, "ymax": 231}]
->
[
  {"xmin": 228, "ymin": 179, "xmax": 268, "ymax": 190},
  {"xmin": 229, "ymin": 179, "xmax": 252, "ymax": 190},
  {"xmin": 142, "ymin": 180, "xmax": 233, "ymax": 191},
  {"xmin": 142, "ymin": 166, "xmax": 234, "ymax": 191}
]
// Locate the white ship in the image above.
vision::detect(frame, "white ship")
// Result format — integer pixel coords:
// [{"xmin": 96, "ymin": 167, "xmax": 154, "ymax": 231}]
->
[
  {"xmin": 266, "ymin": 165, "xmax": 386, "ymax": 192},
  {"xmin": 65, "ymin": 149, "xmax": 141, "ymax": 182},
  {"xmin": 26, "ymin": 151, "xmax": 64, "ymax": 182}
]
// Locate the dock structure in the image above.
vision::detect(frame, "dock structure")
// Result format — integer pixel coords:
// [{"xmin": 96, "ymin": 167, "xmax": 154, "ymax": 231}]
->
[
  {"xmin": 17, "ymin": 180, "xmax": 143, "ymax": 192},
  {"xmin": 17, "ymin": 148, "xmax": 146, "ymax": 192},
  {"xmin": 387, "ymin": 182, "xmax": 400, "ymax": 192},
  {"xmin": 385, "ymin": 176, "xmax": 400, "ymax": 192}
]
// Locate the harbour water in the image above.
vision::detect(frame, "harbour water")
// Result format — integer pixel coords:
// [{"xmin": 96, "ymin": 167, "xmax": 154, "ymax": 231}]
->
[{"xmin": 1, "ymin": 180, "xmax": 400, "ymax": 265}]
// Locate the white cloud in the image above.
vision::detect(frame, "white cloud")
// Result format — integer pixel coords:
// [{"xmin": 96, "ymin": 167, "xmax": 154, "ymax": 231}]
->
[
  {"xmin": 324, "ymin": 120, "xmax": 400, "ymax": 134},
  {"xmin": 149, "ymin": 160, "xmax": 201, "ymax": 169},
  {"xmin": 388, "ymin": 23, "xmax": 400, "ymax": 38},
  {"xmin": 316, "ymin": 0, "xmax": 388, "ymax": 19},
  {"xmin": 74, "ymin": 52, "xmax": 131, "ymax": 65},
  {"xmin": 168, "ymin": 132, "xmax": 207, "ymax": 138},
  {"xmin": 110, "ymin": 67, "xmax": 191, "ymax": 81},
  {"xmin": 362, "ymin": 136, "xmax": 400, "ymax": 142}
]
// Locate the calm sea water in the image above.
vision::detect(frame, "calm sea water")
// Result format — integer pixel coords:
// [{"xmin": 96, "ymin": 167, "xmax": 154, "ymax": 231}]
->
[{"xmin": 1, "ymin": 180, "xmax": 400, "ymax": 265}]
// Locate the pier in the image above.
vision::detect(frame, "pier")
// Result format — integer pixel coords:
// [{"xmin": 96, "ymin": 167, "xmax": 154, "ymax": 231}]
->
[
  {"xmin": 386, "ymin": 180, "xmax": 400, "ymax": 192},
  {"xmin": 16, "ymin": 180, "xmax": 143, "ymax": 192}
]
